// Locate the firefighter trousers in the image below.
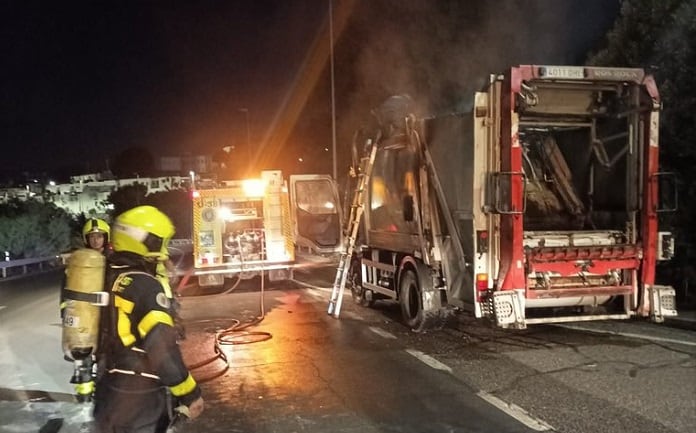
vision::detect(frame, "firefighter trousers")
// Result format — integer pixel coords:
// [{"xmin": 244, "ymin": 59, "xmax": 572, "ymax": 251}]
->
[{"xmin": 93, "ymin": 373, "xmax": 170, "ymax": 433}]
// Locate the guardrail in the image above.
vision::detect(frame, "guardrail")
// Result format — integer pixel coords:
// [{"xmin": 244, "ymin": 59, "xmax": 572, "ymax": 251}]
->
[
  {"xmin": 0, "ymin": 240, "xmax": 193, "ymax": 280},
  {"xmin": 0, "ymin": 255, "xmax": 67, "ymax": 279}
]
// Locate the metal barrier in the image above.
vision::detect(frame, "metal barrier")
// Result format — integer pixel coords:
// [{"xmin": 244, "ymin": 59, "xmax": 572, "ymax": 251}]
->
[
  {"xmin": 0, "ymin": 240, "xmax": 192, "ymax": 280},
  {"xmin": 0, "ymin": 255, "xmax": 66, "ymax": 279}
]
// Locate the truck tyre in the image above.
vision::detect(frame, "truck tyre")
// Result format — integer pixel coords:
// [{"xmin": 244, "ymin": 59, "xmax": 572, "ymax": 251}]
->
[
  {"xmin": 399, "ymin": 269, "xmax": 424, "ymax": 330},
  {"xmin": 349, "ymin": 258, "xmax": 374, "ymax": 307}
]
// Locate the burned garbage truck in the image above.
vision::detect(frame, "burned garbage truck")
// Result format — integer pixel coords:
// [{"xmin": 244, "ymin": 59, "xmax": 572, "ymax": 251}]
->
[{"xmin": 347, "ymin": 65, "xmax": 677, "ymax": 330}]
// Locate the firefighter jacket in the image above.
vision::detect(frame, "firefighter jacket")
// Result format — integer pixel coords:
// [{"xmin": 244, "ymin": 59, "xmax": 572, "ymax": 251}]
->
[{"xmin": 101, "ymin": 252, "xmax": 201, "ymax": 406}]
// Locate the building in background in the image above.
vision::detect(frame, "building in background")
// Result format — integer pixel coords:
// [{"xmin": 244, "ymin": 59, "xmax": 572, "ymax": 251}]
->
[
  {"xmin": 0, "ymin": 153, "xmax": 217, "ymax": 218},
  {"xmin": 41, "ymin": 174, "xmax": 190, "ymax": 217}
]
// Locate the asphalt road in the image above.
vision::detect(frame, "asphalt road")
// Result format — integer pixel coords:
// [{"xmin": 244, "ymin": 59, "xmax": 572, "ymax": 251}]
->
[{"xmin": 0, "ymin": 266, "xmax": 695, "ymax": 433}]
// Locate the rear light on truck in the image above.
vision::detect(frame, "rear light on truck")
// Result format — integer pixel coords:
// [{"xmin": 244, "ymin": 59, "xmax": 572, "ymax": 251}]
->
[{"xmin": 476, "ymin": 273, "xmax": 489, "ymax": 302}]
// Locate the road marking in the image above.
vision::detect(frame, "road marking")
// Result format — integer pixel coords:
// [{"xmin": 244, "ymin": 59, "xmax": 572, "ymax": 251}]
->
[
  {"xmin": 558, "ymin": 324, "xmax": 696, "ymax": 347},
  {"xmin": 303, "ymin": 287, "xmax": 327, "ymax": 300},
  {"xmin": 369, "ymin": 326, "xmax": 397, "ymax": 339},
  {"xmin": 291, "ymin": 279, "xmax": 332, "ymax": 292},
  {"xmin": 405, "ymin": 348, "xmax": 553, "ymax": 432},
  {"xmin": 477, "ymin": 391, "xmax": 554, "ymax": 431},
  {"xmin": 405, "ymin": 349, "xmax": 452, "ymax": 373},
  {"xmin": 340, "ymin": 310, "xmax": 363, "ymax": 321},
  {"xmin": 0, "ymin": 306, "xmax": 5, "ymax": 311}
]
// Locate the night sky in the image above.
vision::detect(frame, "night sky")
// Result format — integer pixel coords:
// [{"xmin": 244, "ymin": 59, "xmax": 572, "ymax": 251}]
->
[
  {"xmin": 2, "ymin": 0, "xmax": 620, "ymax": 182},
  {"xmin": 2, "ymin": 0, "xmax": 326, "ymax": 179}
]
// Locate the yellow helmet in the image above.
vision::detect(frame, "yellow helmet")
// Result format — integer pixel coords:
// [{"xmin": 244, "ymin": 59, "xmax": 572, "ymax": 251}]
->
[
  {"xmin": 111, "ymin": 206, "xmax": 175, "ymax": 261},
  {"xmin": 82, "ymin": 218, "xmax": 110, "ymax": 244}
]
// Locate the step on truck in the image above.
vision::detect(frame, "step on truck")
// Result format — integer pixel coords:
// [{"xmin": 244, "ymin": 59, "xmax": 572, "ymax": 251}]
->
[
  {"xmin": 192, "ymin": 170, "xmax": 343, "ymax": 288},
  {"xmin": 347, "ymin": 65, "xmax": 678, "ymax": 330}
]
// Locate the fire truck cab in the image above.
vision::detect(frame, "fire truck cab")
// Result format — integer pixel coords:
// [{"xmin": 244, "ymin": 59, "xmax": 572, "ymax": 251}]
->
[{"xmin": 192, "ymin": 170, "xmax": 342, "ymax": 287}]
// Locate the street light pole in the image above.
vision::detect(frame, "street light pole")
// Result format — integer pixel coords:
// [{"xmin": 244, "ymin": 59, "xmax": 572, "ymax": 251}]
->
[
  {"xmin": 239, "ymin": 108, "xmax": 251, "ymax": 167},
  {"xmin": 329, "ymin": 0, "xmax": 337, "ymax": 181}
]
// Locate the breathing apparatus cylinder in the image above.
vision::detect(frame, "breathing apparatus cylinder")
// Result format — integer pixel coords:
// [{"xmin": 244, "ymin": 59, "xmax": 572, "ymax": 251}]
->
[
  {"xmin": 61, "ymin": 248, "xmax": 106, "ymax": 402},
  {"xmin": 61, "ymin": 248, "xmax": 106, "ymax": 362}
]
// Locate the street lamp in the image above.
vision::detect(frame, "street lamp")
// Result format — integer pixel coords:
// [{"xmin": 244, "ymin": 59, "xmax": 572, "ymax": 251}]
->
[
  {"xmin": 239, "ymin": 108, "xmax": 251, "ymax": 166},
  {"xmin": 329, "ymin": 0, "xmax": 337, "ymax": 181}
]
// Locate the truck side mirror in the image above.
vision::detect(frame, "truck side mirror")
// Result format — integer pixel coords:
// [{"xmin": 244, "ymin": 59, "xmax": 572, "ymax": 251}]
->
[{"xmin": 402, "ymin": 194, "xmax": 415, "ymax": 222}]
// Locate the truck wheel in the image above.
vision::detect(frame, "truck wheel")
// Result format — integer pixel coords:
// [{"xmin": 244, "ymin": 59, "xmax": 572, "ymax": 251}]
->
[
  {"xmin": 399, "ymin": 270, "xmax": 424, "ymax": 330},
  {"xmin": 349, "ymin": 259, "xmax": 374, "ymax": 307}
]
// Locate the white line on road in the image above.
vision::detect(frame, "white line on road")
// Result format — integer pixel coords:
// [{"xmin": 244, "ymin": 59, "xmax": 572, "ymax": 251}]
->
[
  {"xmin": 339, "ymin": 310, "xmax": 363, "ymax": 321},
  {"xmin": 303, "ymin": 288, "xmax": 328, "ymax": 300},
  {"xmin": 405, "ymin": 349, "xmax": 452, "ymax": 373},
  {"xmin": 557, "ymin": 324, "xmax": 696, "ymax": 347},
  {"xmin": 291, "ymin": 279, "xmax": 332, "ymax": 292},
  {"xmin": 477, "ymin": 391, "xmax": 554, "ymax": 431},
  {"xmin": 369, "ymin": 326, "xmax": 397, "ymax": 339}
]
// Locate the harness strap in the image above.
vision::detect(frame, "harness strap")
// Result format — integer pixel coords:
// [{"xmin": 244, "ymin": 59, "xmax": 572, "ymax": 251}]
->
[{"xmin": 62, "ymin": 288, "xmax": 109, "ymax": 306}]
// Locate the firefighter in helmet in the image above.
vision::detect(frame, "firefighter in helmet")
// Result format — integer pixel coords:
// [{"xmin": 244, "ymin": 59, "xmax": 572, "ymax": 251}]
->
[
  {"xmin": 60, "ymin": 218, "xmax": 113, "ymax": 402},
  {"xmin": 82, "ymin": 218, "xmax": 112, "ymax": 255},
  {"xmin": 60, "ymin": 218, "xmax": 112, "ymax": 319},
  {"xmin": 93, "ymin": 205, "xmax": 204, "ymax": 432}
]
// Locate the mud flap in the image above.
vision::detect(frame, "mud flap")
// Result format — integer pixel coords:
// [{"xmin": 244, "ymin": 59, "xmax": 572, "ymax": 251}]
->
[
  {"xmin": 649, "ymin": 285, "xmax": 677, "ymax": 323},
  {"xmin": 492, "ymin": 289, "xmax": 526, "ymax": 329}
]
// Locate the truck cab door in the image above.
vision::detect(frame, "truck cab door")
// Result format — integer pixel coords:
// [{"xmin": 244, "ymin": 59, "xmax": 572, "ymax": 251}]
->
[{"xmin": 289, "ymin": 174, "xmax": 344, "ymax": 254}]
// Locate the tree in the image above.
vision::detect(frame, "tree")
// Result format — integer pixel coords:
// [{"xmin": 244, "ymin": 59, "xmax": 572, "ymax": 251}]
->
[
  {"xmin": 145, "ymin": 190, "xmax": 193, "ymax": 239},
  {"xmin": 107, "ymin": 183, "xmax": 148, "ymax": 219},
  {"xmin": 586, "ymin": 0, "xmax": 696, "ymax": 175},
  {"xmin": 111, "ymin": 146, "xmax": 156, "ymax": 178},
  {"xmin": 0, "ymin": 199, "xmax": 72, "ymax": 258},
  {"xmin": 588, "ymin": 0, "xmax": 696, "ymax": 293}
]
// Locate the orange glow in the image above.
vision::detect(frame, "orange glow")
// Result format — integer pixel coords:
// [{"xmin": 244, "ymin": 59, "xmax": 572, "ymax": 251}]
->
[{"xmin": 253, "ymin": 0, "xmax": 357, "ymax": 170}]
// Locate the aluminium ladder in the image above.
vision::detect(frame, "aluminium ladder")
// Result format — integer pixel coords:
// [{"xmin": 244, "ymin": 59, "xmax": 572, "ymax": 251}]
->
[{"xmin": 327, "ymin": 141, "xmax": 377, "ymax": 318}]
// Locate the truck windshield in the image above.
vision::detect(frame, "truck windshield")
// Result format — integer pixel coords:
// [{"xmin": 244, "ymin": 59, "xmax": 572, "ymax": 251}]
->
[{"xmin": 295, "ymin": 179, "xmax": 340, "ymax": 247}]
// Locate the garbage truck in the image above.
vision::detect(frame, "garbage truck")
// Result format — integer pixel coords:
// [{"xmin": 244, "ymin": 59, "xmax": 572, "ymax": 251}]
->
[{"xmin": 346, "ymin": 65, "xmax": 677, "ymax": 330}]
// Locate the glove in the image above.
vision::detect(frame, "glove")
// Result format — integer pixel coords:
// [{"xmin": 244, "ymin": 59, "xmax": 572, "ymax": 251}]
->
[{"xmin": 175, "ymin": 396, "xmax": 204, "ymax": 420}]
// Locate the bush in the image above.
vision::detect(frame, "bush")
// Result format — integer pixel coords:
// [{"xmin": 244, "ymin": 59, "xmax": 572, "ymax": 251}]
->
[{"xmin": 0, "ymin": 199, "xmax": 72, "ymax": 259}]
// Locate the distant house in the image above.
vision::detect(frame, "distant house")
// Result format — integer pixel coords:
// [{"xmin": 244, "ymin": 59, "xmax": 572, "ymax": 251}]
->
[
  {"xmin": 44, "ymin": 174, "xmax": 190, "ymax": 217},
  {"xmin": 3, "ymin": 152, "xmax": 216, "ymax": 217},
  {"xmin": 0, "ymin": 187, "xmax": 35, "ymax": 203}
]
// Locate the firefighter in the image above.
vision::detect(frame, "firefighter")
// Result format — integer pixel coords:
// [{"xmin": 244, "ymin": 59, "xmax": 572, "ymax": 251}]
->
[
  {"xmin": 60, "ymin": 218, "xmax": 112, "ymax": 320},
  {"xmin": 82, "ymin": 218, "xmax": 112, "ymax": 255},
  {"xmin": 93, "ymin": 205, "xmax": 204, "ymax": 432}
]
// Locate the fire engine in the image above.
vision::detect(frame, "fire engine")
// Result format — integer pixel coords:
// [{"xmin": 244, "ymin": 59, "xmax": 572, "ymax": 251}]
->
[
  {"xmin": 342, "ymin": 65, "xmax": 678, "ymax": 330},
  {"xmin": 192, "ymin": 170, "xmax": 343, "ymax": 287}
]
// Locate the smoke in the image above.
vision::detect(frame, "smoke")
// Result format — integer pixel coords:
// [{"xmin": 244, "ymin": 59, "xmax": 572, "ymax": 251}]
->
[{"xmin": 341, "ymin": 0, "xmax": 619, "ymax": 123}]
